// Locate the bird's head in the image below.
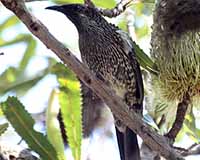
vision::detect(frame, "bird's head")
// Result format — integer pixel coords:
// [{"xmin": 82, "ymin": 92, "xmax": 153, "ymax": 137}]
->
[{"xmin": 46, "ymin": 4, "xmax": 107, "ymax": 33}]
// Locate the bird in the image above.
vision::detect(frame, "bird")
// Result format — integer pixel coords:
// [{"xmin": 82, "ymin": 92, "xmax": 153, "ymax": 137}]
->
[
  {"xmin": 149, "ymin": 0, "xmax": 200, "ymax": 131},
  {"xmin": 46, "ymin": 4, "xmax": 144, "ymax": 160}
]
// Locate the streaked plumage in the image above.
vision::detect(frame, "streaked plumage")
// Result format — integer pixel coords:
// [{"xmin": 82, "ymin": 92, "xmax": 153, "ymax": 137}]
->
[{"xmin": 46, "ymin": 4, "xmax": 144, "ymax": 160}]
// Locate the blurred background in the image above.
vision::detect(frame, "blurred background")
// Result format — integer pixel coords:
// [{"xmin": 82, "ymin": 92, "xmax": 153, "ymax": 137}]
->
[{"xmin": 0, "ymin": 0, "xmax": 199, "ymax": 159}]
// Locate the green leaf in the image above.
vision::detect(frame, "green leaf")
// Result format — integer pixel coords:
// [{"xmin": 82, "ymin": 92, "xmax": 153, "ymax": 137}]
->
[
  {"xmin": 0, "ymin": 15, "xmax": 19, "ymax": 33},
  {"xmin": 53, "ymin": 63, "xmax": 82, "ymax": 160},
  {"xmin": 93, "ymin": 0, "xmax": 115, "ymax": 8},
  {"xmin": 0, "ymin": 72, "xmax": 45, "ymax": 95},
  {"xmin": 132, "ymin": 41, "xmax": 158, "ymax": 75},
  {"xmin": 184, "ymin": 111, "xmax": 200, "ymax": 142},
  {"xmin": 0, "ymin": 67, "xmax": 17, "ymax": 85},
  {"xmin": 0, "ymin": 123, "xmax": 9, "ymax": 136},
  {"xmin": 19, "ymin": 37, "xmax": 37, "ymax": 71},
  {"xmin": 54, "ymin": 0, "xmax": 115, "ymax": 8},
  {"xmin": 0, "ymin": 34, "xmax": 31, "ymax": 47},
  {"xmin": 0, "ymin": 108, "xmax": 3, "ymax": 116},
  {"xmin": 46, "ymin": 90, "xmax": 66, "ymax": 160},
  {"xmin": 1, "ymin": 97, "xmax": 59, "ymax": 160}
]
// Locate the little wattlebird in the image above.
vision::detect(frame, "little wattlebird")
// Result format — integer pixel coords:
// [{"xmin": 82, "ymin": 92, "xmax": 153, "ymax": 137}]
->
[{"xmin": 46, "ymin": 4, "xmax": 144, "ymax": 160}]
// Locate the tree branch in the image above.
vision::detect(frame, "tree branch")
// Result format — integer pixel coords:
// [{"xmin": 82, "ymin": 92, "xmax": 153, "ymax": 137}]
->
[
  {"xmin": 0, "ymin": 0, "xmax": 183, "ymax": 159},
  {"xmin": 24, "ymin": 0, "xmax": 131, "ymax": 17},
  {"xmin": 174, "ymin": 144, "xmax": 200, "ymax": 157},
  {"xmin": 165, "ymin": 93, "xmax": 190, "ymax": 142},
  {"xmin": 181, "ymin": 144, "xmax": 200, "ymax": 156},
  {"xmin": 97, "ymin": 0, "xmax": 132, "ymax": 17},
  {"xmin": 84, "ymin": 0, "xmax": 95, "ymax": 7}
]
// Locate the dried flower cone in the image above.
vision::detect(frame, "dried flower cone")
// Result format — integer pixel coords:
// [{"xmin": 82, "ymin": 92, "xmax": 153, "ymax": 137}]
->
[{"xmin": 151, "ymin": 0, "xmax": 200, "ymax": 103}]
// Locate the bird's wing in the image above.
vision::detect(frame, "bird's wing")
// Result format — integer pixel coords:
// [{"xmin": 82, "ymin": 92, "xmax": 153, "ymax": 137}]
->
[{"xmin": 117, "ymin": 30, "xmax": 144, "ymax": 105}]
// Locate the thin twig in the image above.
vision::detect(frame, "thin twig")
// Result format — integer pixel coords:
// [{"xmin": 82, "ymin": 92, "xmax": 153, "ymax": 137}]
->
[
  {"xmin": 126, "ymin": 9, "xmax": 137, "ymax": 41},
  {"xmin": 173, "ymin": 143, "xmax": 200, "ymax": 156},
  {"xmin": 187, "ymin": 143, "xmax": 198, "ymax": 151},
  {"xmin": 181, "ymin": 145, "xmax": 200, "ymax": 156},
  {"xmin": 175, "ymin": 144, "xmax": 200, "ymax": 157},
  {"xmin": 157, "ymin": 115, "xmax": 166, "ymax": 129},
  {"xmin": 25, "ymin": 0, "xmax": 131, "ymax": 18},
  {"xmin": 84, "ymin": 0, "xmax": 95, "ymax": 7},
  {"xmin": 0, "ymin": 0, "xmax": 184, "ymax": 159},
  {"xmin": 97, "ymin": 0, "xmax": 132, "ymax": 17},
  {"xmin": 165, "ymin": 92, "xmax": 190, "ymax": 142}
]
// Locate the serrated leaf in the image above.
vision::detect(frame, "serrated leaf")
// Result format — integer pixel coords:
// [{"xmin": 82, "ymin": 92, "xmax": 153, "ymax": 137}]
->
[
  {"xmin": 132, "ymin": 41, "xmax": 159, "ymax": 75},
  {"xmin": 0, "ymin": 123, "xmax": 9, "ymax": 136},
  {"xmin": 46, "ymin": 89, "xmax": 66, "ymax": 160},
  {"xmin": 1, "ymin": 97, "xmax": 58, "ymax": 160},
  {"xmin": 53, "ymin": 63, "xmax": 82, "ymax": 160}
]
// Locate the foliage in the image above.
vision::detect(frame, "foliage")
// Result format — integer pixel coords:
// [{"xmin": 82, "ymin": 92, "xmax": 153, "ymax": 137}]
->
[
  {"xmin": 0, "ymin": 0, "xmax": 200, "ymax": 159},
  {"xmin": 0, "ymin": 123, "xmax": 8, "ymax": 136},
  {"xmin": 1, "ymin": 97, "xmax": 58, "ymax": 160},
  {"xmin": 52, "ymin": 63, "xmax": 82, "ymax": 160},
  {"xmin": 46, "ymin": 89, "xmax": 66, "ymax": 160}
]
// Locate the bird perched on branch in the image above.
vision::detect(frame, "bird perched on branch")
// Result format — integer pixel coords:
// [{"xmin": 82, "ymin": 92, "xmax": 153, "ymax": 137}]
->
[{"xmin": 46, "ymin": 4, "xmax": 144, "ymax": 160}]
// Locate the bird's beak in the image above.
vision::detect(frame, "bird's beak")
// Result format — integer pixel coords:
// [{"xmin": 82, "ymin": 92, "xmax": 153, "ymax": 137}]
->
[{"xmin": 45, "ymin": 5, "xmax": 64, "ymax": 12}]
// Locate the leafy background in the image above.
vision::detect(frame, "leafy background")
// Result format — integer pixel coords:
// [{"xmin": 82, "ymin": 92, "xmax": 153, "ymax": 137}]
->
[{"xmin": 0, "ymin": 0, "xmax": 199, "ymax": 159}]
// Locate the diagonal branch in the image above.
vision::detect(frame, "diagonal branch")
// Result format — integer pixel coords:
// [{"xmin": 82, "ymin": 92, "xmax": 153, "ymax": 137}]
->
[{"xmin": 0, "ymin": 0, "xmax": 184, "ymax": 159}]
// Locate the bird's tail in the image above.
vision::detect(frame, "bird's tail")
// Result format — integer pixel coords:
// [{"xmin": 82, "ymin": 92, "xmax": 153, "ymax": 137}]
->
[{"xmin": 116, "ymin": 127, "xmax": 140, "ymax": 160}]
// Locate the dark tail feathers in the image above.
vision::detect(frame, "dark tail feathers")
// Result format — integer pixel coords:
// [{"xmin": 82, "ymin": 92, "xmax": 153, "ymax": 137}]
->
[{"xmin": 116, "ymin": 127, "xmax": 140, "ymax": 160}]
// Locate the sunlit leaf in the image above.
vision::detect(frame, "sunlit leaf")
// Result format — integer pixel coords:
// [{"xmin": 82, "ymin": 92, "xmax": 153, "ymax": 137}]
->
[
  {"xmin": 0, "ymin": 72, "xmax": 46, "ymax": 95},
  {"xmin": 0, "ymin": 123, "xmax": 9, "ymax": 136},
  {"xmin": 184, "ymin": 111, "xmax": 200, "ymax": 142},
  {"xmin": 53, "ymin": 0, "xmax": 115, "ymax": 8},
  {"xmin": 183, "ymin": 123, "xmax": 200, "ymax": 143},
  {"xmin": 0, "ymin": 15, "xmax": 19, "ymax": 33},
  {"xmin": 0, "ymin": 108, "xmax": 3, "ymax": 116},
  {"xmin": 19, "ymin": 37, "xmax": 37, "ymax": 71},
  {"xmin": 46, "ymin": 89, "xmax": 66, "ymax": 160},
  {"xmin": 0, "ymin": 34, "xmax": 31, "ymax": 47},
  {"xmin": 1, "ymin": 97, "xmax": 59, "ymax": 160},
  {"xmin": 93, "ymin": 0, "xmax": 115, "ymax": 8},
  {"xmin": 0, "ymin": 67, "xmax": 17, "ymax": 85},
  {"xmin": 135, "ymin": 23, "xmax": 149, "ymax": 38},
  {"xmin": 53, "ymin": 63, "xmax": 82, "ymax": 160}
]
